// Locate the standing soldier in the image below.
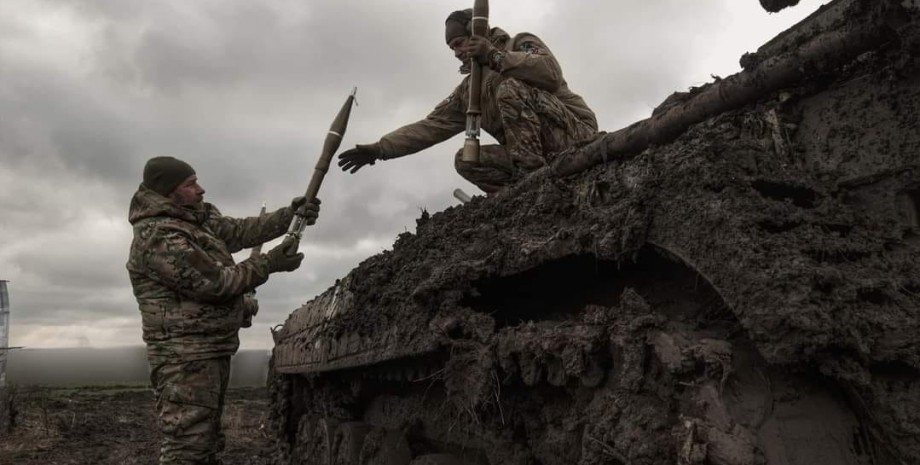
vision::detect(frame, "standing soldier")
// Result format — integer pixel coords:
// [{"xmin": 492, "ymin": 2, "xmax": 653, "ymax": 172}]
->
[
  {"xmin": 126, "ymin": 156, "xmax": 318, "ymax": 464},
  {"xmin": 337, "ymin": 8, "xmax": 599, "ymax": 194}
]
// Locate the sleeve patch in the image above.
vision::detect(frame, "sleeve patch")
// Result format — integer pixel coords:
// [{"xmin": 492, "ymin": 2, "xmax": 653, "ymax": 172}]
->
[{"xmin": 518, "ymin": 41, "xmax": 541, "ymax": 54}]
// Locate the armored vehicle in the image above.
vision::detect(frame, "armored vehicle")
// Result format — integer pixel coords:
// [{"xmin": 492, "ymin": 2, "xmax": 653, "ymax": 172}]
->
[{"xmin": 269, "ymin": 1, "xmax": 920, "ymax": 463}]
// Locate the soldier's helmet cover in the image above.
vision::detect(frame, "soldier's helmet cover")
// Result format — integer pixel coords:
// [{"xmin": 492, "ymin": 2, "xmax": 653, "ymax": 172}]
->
[
  {"xmin": 143, "ymin": 156, "xmax": 196, "ymax": 197},
  {"xmin": 445, "ymin": 8, "xmax": 473, "ymax": 44}
]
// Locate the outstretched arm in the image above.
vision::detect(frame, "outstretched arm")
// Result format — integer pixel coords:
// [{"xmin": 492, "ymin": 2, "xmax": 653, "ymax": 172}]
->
[
  {"xmin": 377, "ymin": 87, "xmax": 468, "ymax": 158},
  {"xmin": 206, "ymin": 204, "xmax": 294, "ymax": 253},
  {"xmin": 140, "ymin": 227, "xmax": 271, "ymax": 302},
  {"xmin": 206, "ymin": 198, "xmax": 319, "ymax": 252},
  {"xmin": 338, "ymin": 83, "xmax": 467, "ymax": 173}
]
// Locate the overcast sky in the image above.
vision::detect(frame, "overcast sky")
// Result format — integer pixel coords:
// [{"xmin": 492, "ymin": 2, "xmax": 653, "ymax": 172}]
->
[{"xmin": 0, "ymin": 0, "xmax": 823, "ymax": 351}]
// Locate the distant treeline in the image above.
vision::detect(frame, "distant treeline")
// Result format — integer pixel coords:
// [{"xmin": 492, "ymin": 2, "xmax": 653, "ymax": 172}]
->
[{"xmin": 5, "ymin": 347, "xmax": 271, "ymax": 387}]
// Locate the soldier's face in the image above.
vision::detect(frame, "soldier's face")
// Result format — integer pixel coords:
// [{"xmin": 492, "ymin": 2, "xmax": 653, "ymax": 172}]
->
[
  {"xmin": 448, "ymin": 36, "xmax": 469, "ymax": 62},
  {"xmin": 169, "ymin": 175, "xmax": 205, "ymax": 206}
]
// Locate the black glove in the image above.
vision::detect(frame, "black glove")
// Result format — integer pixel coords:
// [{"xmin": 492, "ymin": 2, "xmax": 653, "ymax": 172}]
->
[
  {"xmin": 338, "ymin": 143, "xmax": 382, "ymax": 174},
  {"xmin": 265, "ymin": 237, "xmax": 304, "ymax": 273},
  {"xmin": 466, "ymin": 36, "xmax": 494, "ymax": 65},
  {"xmin": 290, "ymin": 197, "xmax": 321, "ymax": 226}
]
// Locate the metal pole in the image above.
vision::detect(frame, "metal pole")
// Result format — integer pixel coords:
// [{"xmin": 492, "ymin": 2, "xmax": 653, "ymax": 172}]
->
[{"xmin": 0, "ymin": 281, "xmax": 10, "ymax": 388}]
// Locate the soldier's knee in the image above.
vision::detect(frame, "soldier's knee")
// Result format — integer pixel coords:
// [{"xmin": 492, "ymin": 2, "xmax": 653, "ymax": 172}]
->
[{"xmin": 496, "ymin": 78, "xmax": 530, "ymax": 105}]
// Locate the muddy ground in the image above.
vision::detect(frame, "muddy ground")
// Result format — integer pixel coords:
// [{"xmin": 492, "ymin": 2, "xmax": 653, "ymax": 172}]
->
[{"xmin": 0, "ymin": 385, "xmax": 273, "ymax": 465}]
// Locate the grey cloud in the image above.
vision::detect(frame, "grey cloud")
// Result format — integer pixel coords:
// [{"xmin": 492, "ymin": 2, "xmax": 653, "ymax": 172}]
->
[
  {"xmin": 1, "ymin": 65, "xmax": 137, "ymax": 174},
  {"xmin": 88, "ymin": 0, "xmax": 452, "ymax": 97},
  {"xmin": 547, "ymin": 0, "xmax": 736, "ymax": 127},
  {"xmin": 9, "ymin": 286, "xmax": 134, "ymax": 326},
  {"xmin": 9, "ymin": 241, "xmax": 128, "ymax": 290}
]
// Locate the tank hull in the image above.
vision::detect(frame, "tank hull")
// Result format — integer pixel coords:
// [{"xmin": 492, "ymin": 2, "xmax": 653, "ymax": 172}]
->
[{"xmin": 270, "ymin": 1, "xmax": 920, "ymax": 463}]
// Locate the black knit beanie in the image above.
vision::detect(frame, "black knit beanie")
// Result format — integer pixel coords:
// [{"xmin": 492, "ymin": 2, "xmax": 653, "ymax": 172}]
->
[
  {"xmin": 445, "ymin": 9, "xmax": 472, "ymax": 44},
  {"xmin": 143, "ymin": 156, "xmax": 196, "ymax": 196}
]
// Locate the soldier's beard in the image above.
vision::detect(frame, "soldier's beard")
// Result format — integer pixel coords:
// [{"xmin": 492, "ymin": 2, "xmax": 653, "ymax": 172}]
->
[{"xmin": 458, "ymin": 61, "xmax": 471, "ymax": 74}]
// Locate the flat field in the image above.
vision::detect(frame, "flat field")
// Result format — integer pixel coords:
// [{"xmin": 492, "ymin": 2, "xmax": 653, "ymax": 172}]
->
[{"xmin": 0, "ymin": 385, "xmax": 273, "ymax": 465}]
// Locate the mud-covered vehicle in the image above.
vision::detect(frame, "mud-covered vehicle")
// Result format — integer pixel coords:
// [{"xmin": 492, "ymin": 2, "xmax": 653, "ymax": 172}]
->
[{"xmin": 268, "ymin": 1, "xmax": 920, "ymax": 463}]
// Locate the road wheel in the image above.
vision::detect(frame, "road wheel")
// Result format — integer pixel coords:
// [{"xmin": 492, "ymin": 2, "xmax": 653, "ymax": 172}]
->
[
  {"xmin": 332, "ymin": 421, "xmax": 371, "ymax": 465},
  {"xmin": 292, "ymin": 417, "xmax": 338, "ymax": 465},
  {"xmin": 358, "ymin": 427, "xmax": 412, "ymax": 465}
]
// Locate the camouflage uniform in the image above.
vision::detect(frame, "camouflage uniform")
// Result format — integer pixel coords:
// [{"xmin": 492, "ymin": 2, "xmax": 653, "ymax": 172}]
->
[
  {"xmin": 151, "ymin": 358, "xmax": 230, "ymax": 465},
  {"xmin": 126, "ymin": 184, "xmax": 293, "ymax": 464},
  {"xmin": 377, "ymin": 28, "xmax": 598, "ymax": 193}
]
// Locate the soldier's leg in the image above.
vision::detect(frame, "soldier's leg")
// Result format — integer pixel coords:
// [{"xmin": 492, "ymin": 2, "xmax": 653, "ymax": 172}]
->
[
  {"xmin": 496, "ymin": 78, "xmax": 598, "ymax": 169},
  {"xmin": 151, "ymin": 357, "xmax": 231, "ymax": 465},
  {"xmin": 216, "ymin": 355, "xmax": 230, "ymax": 463},
  {"xmin": 454, "ymin": 144, "xmax": 521, "ymax": 193}
]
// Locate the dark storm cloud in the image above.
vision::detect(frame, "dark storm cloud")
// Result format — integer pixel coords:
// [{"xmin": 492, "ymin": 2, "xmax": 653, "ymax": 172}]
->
[{"xmin": 0, "ymin": 0, "xmax": 822, "ymax": 348}]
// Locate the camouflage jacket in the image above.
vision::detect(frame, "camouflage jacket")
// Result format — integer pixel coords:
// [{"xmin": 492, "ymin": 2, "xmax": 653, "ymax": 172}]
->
[
  {"xmin": 377, "ymin": 27, "xmax": 598, "ymax": 159},
  {"xmin": 126, "ymin": 184, "xmax": 293, "ymax": 365}
]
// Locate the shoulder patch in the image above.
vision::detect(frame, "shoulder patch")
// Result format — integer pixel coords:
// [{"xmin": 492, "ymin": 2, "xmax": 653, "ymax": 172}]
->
[{"xmin": 518, "ymin": 41, "xmax": 541, "ymax": 54}]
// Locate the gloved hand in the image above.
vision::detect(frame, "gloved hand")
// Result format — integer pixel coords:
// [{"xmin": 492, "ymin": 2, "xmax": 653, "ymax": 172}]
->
[
  {"xmin": 338, "ymin": 143, "xmax": 382, "ymax": 174},
  {"xmin": 265, "ymin": 236, "xmax": 304, "ymax": 273},
  {"xmin": 290, "ymin": 197, "xmax": 321, "ymax": 226},
  {"xmin": 466, "ymin": 36, "xmax": 494, "ymax": 65}
]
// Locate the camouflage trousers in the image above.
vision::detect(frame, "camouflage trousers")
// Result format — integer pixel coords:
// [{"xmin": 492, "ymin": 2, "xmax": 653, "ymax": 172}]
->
[
  {"xmin": 150, "ymin": 357, "xmax": 231, "ymax": 465},
  {"xmin": 454, "ymin": 77, "xmax": 597, "ymax": 193}
]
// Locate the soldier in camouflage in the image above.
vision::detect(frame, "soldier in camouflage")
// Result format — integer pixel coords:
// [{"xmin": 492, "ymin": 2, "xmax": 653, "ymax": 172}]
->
[
  {"xmin": 126, "ymin": 156, "xmax": 318, "ymax": 465},
  {"xmin": 337, "ymin": 8, "xmax": 598, "ymax": 194}
]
